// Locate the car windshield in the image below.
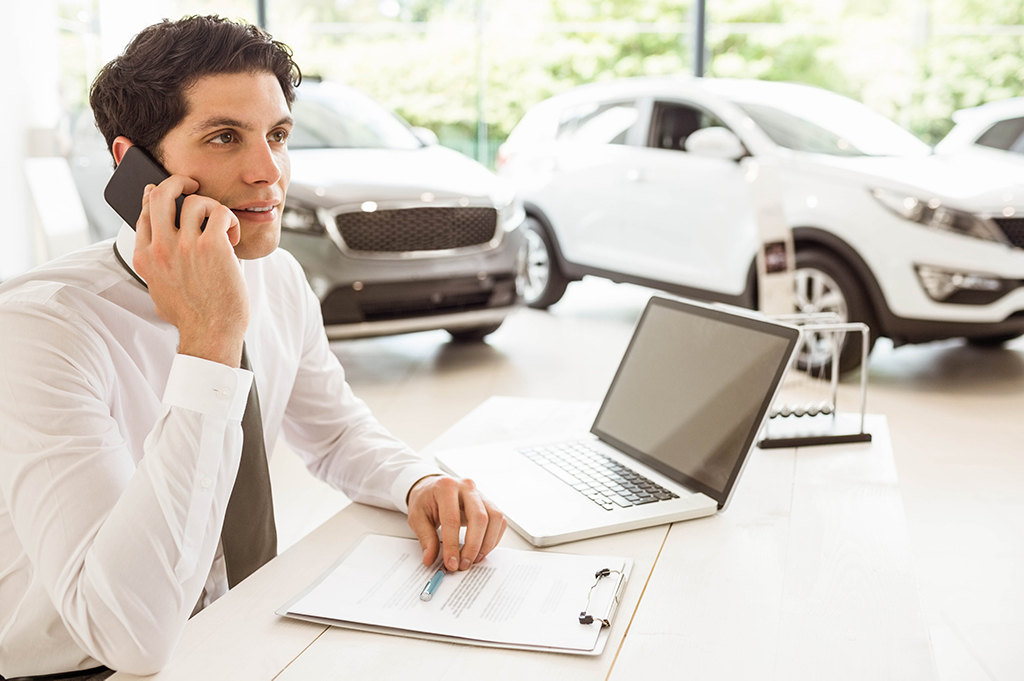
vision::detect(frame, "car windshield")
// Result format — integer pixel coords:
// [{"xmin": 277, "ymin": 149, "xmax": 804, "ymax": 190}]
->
[
  {"xmin": 289, "ymin": 84, "xmax": 422, "ymax": 150},
  {"xmin": 733, "ymin": 95, "xmax": 931, "ymax": 157}
]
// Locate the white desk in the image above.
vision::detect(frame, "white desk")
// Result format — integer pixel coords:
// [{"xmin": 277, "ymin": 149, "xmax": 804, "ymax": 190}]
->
[{"xmin": 111, "ymin": 397, "xmax": 936, "ymax": 680}]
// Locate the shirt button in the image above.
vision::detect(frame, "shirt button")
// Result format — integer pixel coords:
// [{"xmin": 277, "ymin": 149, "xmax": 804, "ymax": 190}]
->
[
  {"xmin": 219, "ymin": 388, "xmax": 231, "ymax": 399},
  {"xmin": 201, "ymin": 477, "xmax": 213, "ymax": 489}
]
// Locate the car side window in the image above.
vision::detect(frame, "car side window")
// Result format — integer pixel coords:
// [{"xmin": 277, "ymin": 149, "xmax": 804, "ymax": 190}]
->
[
  {"xmin": 556, "ymin": 101, "xmax": 640, "ymax": 145},
  {"xmin": 648, "ymin": 102, "xmax": 726, "ymax": 151},
  {"xmin": 976, "ymin": 117, "xmax": 1024, "ymax": 153}
]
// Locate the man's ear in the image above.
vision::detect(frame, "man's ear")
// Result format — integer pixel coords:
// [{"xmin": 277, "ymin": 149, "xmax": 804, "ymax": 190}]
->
[{"xmin": 111, "ymin": 136, "xmax": 134, "ymax": 166}]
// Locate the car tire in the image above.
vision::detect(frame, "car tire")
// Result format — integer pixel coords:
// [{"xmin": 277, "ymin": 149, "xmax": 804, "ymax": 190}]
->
[
  {"xmin": 522, "ymin": 217, "xmax": 569, "ymax": 309},
  {"xmin": 794, "ymin": 248, "xmax": 878, "ymax": 375},
  {"xmin": 447, "ymin": 322, "xmax": 503, "ymax": 342}
]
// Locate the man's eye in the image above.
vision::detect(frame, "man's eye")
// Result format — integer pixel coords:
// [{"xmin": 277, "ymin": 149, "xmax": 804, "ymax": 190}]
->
[
  {"xmin": 213, "ymin": 132, "xmax": 235, "ymax": 144},
  {"xmin": 269, "ymin": 130, "xmax": 289, "ymax": 143}
]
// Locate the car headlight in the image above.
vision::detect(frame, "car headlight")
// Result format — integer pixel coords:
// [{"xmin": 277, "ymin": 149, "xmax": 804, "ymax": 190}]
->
[
  {"xmin": 281, "ymin": 202, "xmax": 325, "ymax": 234},
  {"xmin": 870, "ymin": 188, "xmax": 1007, "ymax": 244},
  {"xmin": 498, "ymin": 197, "xmax": 526, "ymax": 233}
]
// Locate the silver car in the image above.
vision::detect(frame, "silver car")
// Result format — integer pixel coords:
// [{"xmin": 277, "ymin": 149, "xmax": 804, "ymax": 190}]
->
[{"xmin": 71, "ymin": 80, "xmax": 526, "ymax": 342}]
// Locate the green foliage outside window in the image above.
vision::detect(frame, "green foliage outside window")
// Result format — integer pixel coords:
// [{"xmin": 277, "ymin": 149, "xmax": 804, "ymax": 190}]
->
[{"xmin": 59, "ymin": 0, "xmax": 1024, "ymax": 165}]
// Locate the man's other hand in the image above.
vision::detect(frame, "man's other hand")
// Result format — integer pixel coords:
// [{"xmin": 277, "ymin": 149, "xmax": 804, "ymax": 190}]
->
[{"xmin": 407, "ymin": 475, "xmax": 507, "ymax": 571}]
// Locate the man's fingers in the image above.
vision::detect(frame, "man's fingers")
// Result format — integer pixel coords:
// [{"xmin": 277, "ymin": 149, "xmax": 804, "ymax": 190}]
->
[
  {"xmin": 476, "ymin": 500, "xmax": 506, "ymax": 563},
  {"xmin": 457, "ymin": 482, "xmax": 488, "ymax": 570},
  {"xmin": 435, "ymin": 478, "xmax": 463, "ymax": 572},
  {"xmin": 408, "ymin": 508, "xmax": 441, "ymax": 567},
  {"xmin": 177, "ymin": 195, "xmax": 206, "ymax": 241},
  {"xmin": 148, "ymin": 176, "xmax": 199, "ymax": 239},
  {"xmin": 134, "ymin": 184, "xmax": 154, "ymax": 247},
  {"xmin": 179, "ymin": 196, "xmax": 239, "ymax": 243},
  {"xmin": 406, "ymin": 475, "xmax": 508, "ymax": 572},
  {"xmin": 158, "ymin": 174, "xmax": 200, "ymax": 198}
]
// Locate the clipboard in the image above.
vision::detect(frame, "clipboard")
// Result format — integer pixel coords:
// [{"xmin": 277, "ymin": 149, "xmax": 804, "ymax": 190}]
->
[{"xmin": 277, "ymin": 534, "xmax": 632, "ymax": 655}]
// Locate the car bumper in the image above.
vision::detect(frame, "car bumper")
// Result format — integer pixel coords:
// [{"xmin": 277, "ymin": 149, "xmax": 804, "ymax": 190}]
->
[
  {"xmin": 882, "ymin": 310, "xmax": 1024, "ymax": 344},
  {"xmin": 321, "ymin": 271, "xmax": 521, "ymax": 326},
  {"xmin": 324, "ymin": 304, "xmax": 520, "ymax": 340}
]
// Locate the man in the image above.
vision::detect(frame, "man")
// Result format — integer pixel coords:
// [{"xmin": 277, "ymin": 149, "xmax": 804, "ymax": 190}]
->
[{"xmin": 0, "ymin": 16, "xmax": 505, "ymax": 679}]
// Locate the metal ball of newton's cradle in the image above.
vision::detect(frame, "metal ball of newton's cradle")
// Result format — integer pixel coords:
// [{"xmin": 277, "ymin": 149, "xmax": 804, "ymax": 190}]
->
[{"xmin": 770, "ymin": 401, "xmax": 835, "ymax": 418}]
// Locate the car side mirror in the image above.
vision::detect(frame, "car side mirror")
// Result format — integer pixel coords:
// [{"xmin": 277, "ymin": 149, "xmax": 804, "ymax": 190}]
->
[
  {"xmin": 684, "ymin": 127, "xmax": 746, "ymax": 161},
  {"xmin": 412, "ymin": 126, "xmax": 439, "ymax": 146}
]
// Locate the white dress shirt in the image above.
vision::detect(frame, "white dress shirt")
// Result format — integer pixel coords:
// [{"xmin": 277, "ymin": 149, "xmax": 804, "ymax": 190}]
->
[{"xmin": 0, "ymin": 226, "xmax": 442, "ymax": 677}]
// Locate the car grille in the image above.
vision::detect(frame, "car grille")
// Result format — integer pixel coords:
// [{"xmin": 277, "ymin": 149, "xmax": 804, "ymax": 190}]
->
[
  {"xmin": 993, "ymin": 217, "xmax": 1024, "ymax": 249},
  {"xmin": 334, "ymin": 207, "xmax": 498, "ymax": 253}
]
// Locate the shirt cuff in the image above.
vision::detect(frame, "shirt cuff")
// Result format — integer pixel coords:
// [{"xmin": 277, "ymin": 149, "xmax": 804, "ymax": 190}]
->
[
  {"xmin": 390, "ymin": 462, "xmax": 447, "ymax": 515},
  {"xmin": 163, "ymin": 354, "xmax": 253, "ymax": 421}
]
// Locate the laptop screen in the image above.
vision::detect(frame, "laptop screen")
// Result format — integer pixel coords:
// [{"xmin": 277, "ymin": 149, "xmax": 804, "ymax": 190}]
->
[{"xmin": 591, "ymin": 297, "xmax": 799, "ymax": 508}]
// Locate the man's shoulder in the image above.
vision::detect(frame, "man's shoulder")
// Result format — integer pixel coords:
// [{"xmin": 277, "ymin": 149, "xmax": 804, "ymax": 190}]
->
[{"xmin": 0, "ymin": 239, "xmax": 133, "ymax": 317}]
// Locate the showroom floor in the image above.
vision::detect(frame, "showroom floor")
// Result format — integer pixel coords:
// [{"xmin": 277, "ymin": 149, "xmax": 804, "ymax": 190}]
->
[{"xmin": 269, "ymin": 278, "xmax": 1023, "ymax": 681}]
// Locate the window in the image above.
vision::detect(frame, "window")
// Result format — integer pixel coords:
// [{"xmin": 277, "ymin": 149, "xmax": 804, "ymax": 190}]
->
[
  {"xmin": 976, "ymin": 117, "xmax": 1024, "ymax": 154},
  {"xmin": 648, "ymin": 102, "xmax": 727, "ymax": 151},
  {"xmin": 731, "ymin": 99, "xmax": 929, "ymax": 158},
  {"xmin": 288, "ymin": 89, "xmax": 421, "ymax": 150},
  {"xmin": 556, "ymin": 101, "xmax": 640, "ymax": 145}
]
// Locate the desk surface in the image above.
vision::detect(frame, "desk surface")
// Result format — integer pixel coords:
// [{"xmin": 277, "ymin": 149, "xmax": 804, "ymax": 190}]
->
[{"xmin": 111, "ymin": 398, "xmax": 936, "ymax": 680}]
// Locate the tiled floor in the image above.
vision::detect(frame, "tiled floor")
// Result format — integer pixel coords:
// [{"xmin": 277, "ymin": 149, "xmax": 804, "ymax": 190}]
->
[{"xmin": 270, "ymin": 278, "xmax": 1024, "ymax": 681}]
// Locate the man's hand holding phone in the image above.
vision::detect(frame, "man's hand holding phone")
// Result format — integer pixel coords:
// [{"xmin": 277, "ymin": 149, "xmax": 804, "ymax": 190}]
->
[{"xmin": 133, "ymin": 174, "xmax": 250, "ymax": 368}]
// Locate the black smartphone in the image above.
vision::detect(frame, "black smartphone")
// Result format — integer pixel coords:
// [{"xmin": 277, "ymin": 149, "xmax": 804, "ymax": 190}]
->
[{"xmin": 103, "ymin": 146, "xmax": 204, "ymax": 230}]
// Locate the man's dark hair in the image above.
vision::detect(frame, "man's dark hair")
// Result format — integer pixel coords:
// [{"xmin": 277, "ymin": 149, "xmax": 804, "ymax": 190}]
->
[{"xmin": 90, "ymin": 15, "xmax": 302, "ymax": 162}]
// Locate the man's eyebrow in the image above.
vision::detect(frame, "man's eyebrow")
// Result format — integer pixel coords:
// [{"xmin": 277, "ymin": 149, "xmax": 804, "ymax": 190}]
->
[{"xmin": 191, "ymin": 115, "xmax": 294, "ymax": 134}]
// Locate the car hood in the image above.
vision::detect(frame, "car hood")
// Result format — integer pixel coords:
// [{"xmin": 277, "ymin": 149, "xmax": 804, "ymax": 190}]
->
[
  {"xmin": 780, "ymin": 151, "xmax": 1024, "ymax": 210},
  {"xmin": 288, "ymin": 146, "xmax": 513, "ymax": 207}
]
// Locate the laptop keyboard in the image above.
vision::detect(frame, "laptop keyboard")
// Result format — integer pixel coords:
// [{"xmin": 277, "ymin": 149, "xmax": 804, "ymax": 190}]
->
[{"xmin": 518, "ymin": 441, "xmax": 679, "ymax": 511}]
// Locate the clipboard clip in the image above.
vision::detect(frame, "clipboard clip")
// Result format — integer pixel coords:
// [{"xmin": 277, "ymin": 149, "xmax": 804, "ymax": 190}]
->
[{"xmin": 578, "ymin": 567, "xmax": 624, "ymax": 627}]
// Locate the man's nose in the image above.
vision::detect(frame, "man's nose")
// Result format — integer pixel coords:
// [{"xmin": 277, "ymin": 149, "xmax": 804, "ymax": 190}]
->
[{"xmin": 243, "ymin": 140, "xmax": 283, "ymax": 185}]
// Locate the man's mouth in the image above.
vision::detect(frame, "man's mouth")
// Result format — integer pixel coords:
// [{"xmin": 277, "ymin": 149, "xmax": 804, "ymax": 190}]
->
[{"xmin": 230, "ymin": 203, "xmax": 279, "ymax": 221}]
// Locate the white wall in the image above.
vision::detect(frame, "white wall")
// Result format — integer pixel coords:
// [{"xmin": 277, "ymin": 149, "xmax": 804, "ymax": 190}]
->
[
  {"xmin": 1, "ymin": 0, "xmax": 179, "ymax": 280},
  {"xmin": 0, "ymin": 0, "xmax": 53, "ymax": 279},
  {"xmin": 98, "ymin": 0, "xmax": 175, "ymax": 62}
]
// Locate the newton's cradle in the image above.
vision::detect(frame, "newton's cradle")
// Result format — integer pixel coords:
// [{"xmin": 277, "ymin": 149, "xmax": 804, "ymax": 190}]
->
[{"xmin": 759, "ymin": 313, "xmax": 872, "ymax": 448}]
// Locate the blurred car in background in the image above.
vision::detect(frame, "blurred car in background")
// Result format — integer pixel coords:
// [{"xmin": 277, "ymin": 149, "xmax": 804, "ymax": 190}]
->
[
  {"xmin": 935, "ymin": 98, "xmax": 1024, "ymax": 157},
  {"xmin": 70, "ymin": 80, "xmax": 526, "ymax": 342},
  {"xmin": 499, "ymin": 77, "xmax": 1024, "ymax": 371}
]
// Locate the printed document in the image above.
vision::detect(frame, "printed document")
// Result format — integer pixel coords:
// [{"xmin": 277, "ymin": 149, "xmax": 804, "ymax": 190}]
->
[{"xmin": 281, "ymin": 534, "xmax": 631, "ymax": 653}]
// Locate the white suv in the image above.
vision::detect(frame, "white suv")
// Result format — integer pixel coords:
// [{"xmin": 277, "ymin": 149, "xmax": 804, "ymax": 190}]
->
[
  {"xmin": 935, "ymin": 97, "xmax": 1024, "ymax": 157},
  {"xmin": 499, "ymin": 77, "xmax": 1024, "ymax": 371}
]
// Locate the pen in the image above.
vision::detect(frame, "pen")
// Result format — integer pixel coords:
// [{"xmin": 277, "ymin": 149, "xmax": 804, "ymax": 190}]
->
[{"xmin": 419, "ymin": 568, "xmax": 445, "ymax": 601}]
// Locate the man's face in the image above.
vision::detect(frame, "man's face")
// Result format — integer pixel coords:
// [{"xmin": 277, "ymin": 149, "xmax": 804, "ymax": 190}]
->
[{"xmin": 156, "ymin": 71, "xmax": 293, "ymax": 260}]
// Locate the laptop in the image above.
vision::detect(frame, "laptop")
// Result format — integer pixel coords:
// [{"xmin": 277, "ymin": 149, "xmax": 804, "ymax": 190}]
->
[{"xmin": 434, "ymin": 296, "xmax": 801, "ymax": 547}]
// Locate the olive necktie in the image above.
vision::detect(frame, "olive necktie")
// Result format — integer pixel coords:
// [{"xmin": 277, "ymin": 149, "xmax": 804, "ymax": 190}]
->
[
  {"xmin": 113, "ymin": 245, "xmax": 277, "ymax": 588},
  {"xmin": 220, "ymin": 347, "xmax": 278, "ymax": 587}
]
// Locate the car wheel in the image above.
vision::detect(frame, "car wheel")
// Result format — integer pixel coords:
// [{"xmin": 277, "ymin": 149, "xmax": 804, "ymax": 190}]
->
[
  {"xmin": 967, "ymin": 332, "xmax": 1024, "ymax": 347},
  {"xmin": 522, "ymin": 217, "xmax": 569, "ymax": 309},
  {"xmin": 447, "ymin": 322, "xmax": 503, "ymax": 342},
  {"xmin": 794, "ymin": 248, "xmax": 878, "ymax": 374}
]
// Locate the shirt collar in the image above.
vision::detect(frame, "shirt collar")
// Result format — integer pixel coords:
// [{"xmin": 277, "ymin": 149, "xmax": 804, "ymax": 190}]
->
[{"xmin": 114, "ymin": 224, "xmax": 147, "ymax": 287}]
